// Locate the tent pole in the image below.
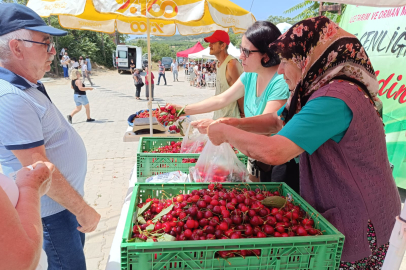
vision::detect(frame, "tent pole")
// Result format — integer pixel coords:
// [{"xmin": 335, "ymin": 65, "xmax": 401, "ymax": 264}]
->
[{"xmin": 147, "ymin": 18, "xmax": 153, "ymax": 136}]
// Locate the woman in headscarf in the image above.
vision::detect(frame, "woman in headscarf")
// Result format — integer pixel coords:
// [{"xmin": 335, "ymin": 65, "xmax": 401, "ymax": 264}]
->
[{"xmin": 199, "ymin": 16, "xmax": 401, "ymax": 267}]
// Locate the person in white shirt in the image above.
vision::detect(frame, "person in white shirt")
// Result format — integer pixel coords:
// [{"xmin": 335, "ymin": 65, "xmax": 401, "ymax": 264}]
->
[
  {"xmin": 61, "ymin": 52, "xmax": 70, "ymax": 79},
  {"xmin": 81, "ymin": 62, "xmax": 94, "ymax": 86},
  {"xmin": 59, "ymin": 47, "xmax": 66, "ymax": 60},
  {"xmin": 171, "ymin": 59, "xmax": 178, "ymax": 82}
]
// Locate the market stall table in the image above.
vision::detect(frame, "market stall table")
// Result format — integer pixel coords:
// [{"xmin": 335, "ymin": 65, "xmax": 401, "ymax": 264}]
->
[{"xmin": 105, "ymin": 161, "xmax": 138, "ymax": 270}]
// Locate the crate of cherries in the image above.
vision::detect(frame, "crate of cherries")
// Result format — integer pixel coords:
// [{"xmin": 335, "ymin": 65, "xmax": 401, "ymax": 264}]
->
[{"xmin": 122, "ymin": 183, "xmax": 344, "ymax": 270}]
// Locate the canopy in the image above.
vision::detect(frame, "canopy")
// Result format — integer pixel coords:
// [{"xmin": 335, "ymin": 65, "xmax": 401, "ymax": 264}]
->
[
  {"xmin": 27, "ymin": 0, "xmax": 255, "ymax": 136},
  {"xmin": 189, "ymin": 43, "xmax": 240, "ymax": 59},
  {"xmin": 176, "ymin": 42, "xmax": 204, "ymax": 58},
  {"xmin": 27, "ymin": 0, "xmax": 256, "ymax": 36},
  {"xmin": 310, "ymin": 0, "xmax": 406, "ymax": 7}
]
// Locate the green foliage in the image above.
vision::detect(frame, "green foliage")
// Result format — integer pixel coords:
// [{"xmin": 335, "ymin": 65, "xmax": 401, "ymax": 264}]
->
[
  {"xmin": 43, "ymin": 16, "xmax": 118, "ymax": 70},
  {"xmin": 128, "ymin": 29, "xmax": 243, "ymax": 61},
  {"xmin": 284, "ymin": 2, "xmax": 346, "ymax": 23},
  {"xmin": 0, "ymin": 0, "xmax": 28, "ymax": 4},
  {"xmin": 267, "ymin": 15, "xmax": 298, "ymax": 25}
]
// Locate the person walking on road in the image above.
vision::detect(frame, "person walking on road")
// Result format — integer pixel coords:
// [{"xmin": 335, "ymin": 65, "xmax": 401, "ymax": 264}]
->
[
  {"xmin": 81, "ymin": 60, "xmax": 94, "ymax": 86},
  {"xmin": 145, "ymin": 66, "xmax": 155, "ymax": 101},
  {"xmin": 0, "ymin": 4, "xmax": 100, "ymax": 270},
  {"xmin": 171, "ymin": 59, "xmax": 178, "ymax": 82},
  {"xmin": 133, "ymin": 69, "xmax": 143, "ymax": 100},
  {"xmin": 68, "ymin": 70, "xmax": 95, "ymax": 123},
  {"xmin": 156, "ymin": 60, "xmax": 167, "ymax": 85},
  {"xmin": 85, "ymin": 55, "xmax": 92, "ymax": 74}
]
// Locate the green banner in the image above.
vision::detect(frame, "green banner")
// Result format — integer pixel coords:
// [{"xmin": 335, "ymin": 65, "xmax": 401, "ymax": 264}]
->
[{"xmin": 340, "ymin": 5, "xmax": 406, "ymax": 188}]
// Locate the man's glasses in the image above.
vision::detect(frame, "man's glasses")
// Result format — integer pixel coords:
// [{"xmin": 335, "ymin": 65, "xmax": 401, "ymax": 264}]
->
[
  {"xmin": 17, "ymin": 39, "xmax": 55, "ymax": 53},
  {"xmin": 240, "ymin": 47, "xmax": 260, "ymax": 58}
]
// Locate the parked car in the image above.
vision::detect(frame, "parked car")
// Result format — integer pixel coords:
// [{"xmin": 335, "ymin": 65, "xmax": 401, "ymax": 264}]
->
[{"xmin": 161, "ymin": 57, "xmax": 173, "ymax": 70}]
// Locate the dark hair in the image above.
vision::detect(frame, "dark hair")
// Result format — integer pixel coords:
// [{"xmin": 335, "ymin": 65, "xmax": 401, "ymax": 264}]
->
[{"xmin": 245, "ymin": 21, "xmax": 281, "ymax": 67}]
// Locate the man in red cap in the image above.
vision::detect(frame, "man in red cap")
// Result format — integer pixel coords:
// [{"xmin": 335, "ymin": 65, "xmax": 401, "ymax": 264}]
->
[{"xmin": 204, "ymin": 30, "xmax": 244, "ymax": 119}]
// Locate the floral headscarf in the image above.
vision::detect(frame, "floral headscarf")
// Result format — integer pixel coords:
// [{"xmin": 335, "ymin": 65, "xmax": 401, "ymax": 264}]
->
[{"xmin": 269, "ymin": 16, "xmax": 379, "ymax": 123}]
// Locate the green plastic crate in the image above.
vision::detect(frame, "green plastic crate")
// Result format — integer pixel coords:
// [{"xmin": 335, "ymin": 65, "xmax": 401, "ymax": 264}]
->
[
  {"xmin": 121, "ymin": 183, "xmax": 345, "ymax": 270},
  {"xmin": 136, "ymin": 137, "xmax": 248, "ymax": 182}
]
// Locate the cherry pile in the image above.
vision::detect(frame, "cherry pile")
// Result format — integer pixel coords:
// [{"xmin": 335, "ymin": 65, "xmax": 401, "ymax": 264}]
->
[
  {"xmin": 182, "ymin": 158, "xmax": 197, "ymax": 163},
  {"xmin": 145, "ymin": 141, "xmax": 182, "ymax": 153},
  {"xmin": 145, "ymin": 141, "xmax": 239, "ymax": 155},
  {"xmin": 134, "ymin": 104, "xmax": 181, "ymax": 127},
  {"xmin": 168, "ymin": 124, "xmax": 181, "ymax": 133},
  {"xmin": 132, "ymin": 184, "xmax": 322, "ymax": 259}
]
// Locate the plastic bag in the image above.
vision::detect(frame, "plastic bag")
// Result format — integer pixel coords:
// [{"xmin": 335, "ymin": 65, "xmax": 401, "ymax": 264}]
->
[
  {"xmin": 190, "ymin": 140, "xmax": 248, "ymax": 182},
  {"xmin": 180, "ymin": 123, "xmax": 208, "ymax": 153},
  {"xmin": 145, "ymin": 171, "xmax": 190, "ymax": 183}
]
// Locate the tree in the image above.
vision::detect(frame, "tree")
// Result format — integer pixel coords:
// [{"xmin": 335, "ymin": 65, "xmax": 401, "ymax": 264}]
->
[
  {"xmin": 267, "ymin": 15, "xmax": 298, "ymax": 25},
  {"xmin": 44, "ymin": 16, "xmax": 117, "ymax": 70},
  {"xmin": 284, "ymin": 1, "xmax": 346, "ymax": 23},
  {"xmin": 0, "ymin": 0, "xmax": 28, "ymax": 4}
]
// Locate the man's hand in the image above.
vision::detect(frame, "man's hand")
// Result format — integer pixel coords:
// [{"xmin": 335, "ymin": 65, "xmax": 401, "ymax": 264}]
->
[
  {"xmin": 207, "ymin": 122, "xmax": 227, "ymax": 145},
  {"xmin": 76, "ymin": 204, "xmax": 101, "ymax": 233},
  {"xmin": 214, "ymin": 117, "xmax": 240, "ymax": 128},
  {"xmin": 15, "ymin": 161, "xmax": 55, "ymax": 197},
  {"xmin": 191, "ymin": 119, "xmax": 214, "ymax": 134}
]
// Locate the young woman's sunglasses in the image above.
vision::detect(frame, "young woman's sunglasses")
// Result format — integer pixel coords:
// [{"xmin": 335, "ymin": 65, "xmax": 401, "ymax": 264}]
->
[{"xmin": 240, "ymin": 47, "xmax": 260, "ymax": 58}]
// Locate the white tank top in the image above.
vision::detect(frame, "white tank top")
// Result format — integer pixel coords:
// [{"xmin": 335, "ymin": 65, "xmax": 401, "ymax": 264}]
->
[{"xmin": 213, "ymin": 55, "xmax": 244, "ymax": 120}]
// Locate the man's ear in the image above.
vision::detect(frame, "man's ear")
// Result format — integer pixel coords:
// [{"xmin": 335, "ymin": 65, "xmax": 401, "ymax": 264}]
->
[
  {"xmin": 221, "ymin": 43, "xmax": 227, "ymax": 51},
  {"xmin": 8, "ymin": 40, "xmax": 24, "ymax": 61}
]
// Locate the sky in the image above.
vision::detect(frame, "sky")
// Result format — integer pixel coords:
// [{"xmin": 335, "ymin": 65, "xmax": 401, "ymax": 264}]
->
[
  {"xmin": 128, "ymin": 0, "xmax": 304, "ymax": 40},
  {"xmin": 232, "ymin": 0, "xmax": 304, "ymax": 20}
]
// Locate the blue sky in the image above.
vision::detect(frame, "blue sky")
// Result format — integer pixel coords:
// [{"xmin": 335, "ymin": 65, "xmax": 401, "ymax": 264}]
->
[
  {"xmin": 233, "ymin": 0, "xmax": 304, "ymax": 20},
  {"xmin": 128, "ymin": 0, "xmax": 304, "ymax": 40}
]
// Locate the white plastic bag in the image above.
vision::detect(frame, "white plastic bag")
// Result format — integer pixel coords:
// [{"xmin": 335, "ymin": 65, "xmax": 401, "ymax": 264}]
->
[
  {"xmin": 145, "ymin": 171, "xmax": 190, "ymax": 183},
  {"xmin": 190, "ymin": 140, "xmax": 248, "ymax": 182},
  {"xmin": 180, "ymin": 123, "xmax": 208, "ymax": 153}
]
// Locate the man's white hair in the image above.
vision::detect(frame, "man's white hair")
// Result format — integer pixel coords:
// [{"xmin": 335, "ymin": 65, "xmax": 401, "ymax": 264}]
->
[{"xmin": 0, "ymin": 29, "xmax": 32, "ymax": 64}]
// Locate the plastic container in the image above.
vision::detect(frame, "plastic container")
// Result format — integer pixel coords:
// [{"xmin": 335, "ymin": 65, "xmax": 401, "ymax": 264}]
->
[
  {"xmin": 137, "ymin": 137, "xmax": 248, "ymax": 182},
  {"xmin": 121, "ymin": 183, "xmax": 345, "ymax": 270}
]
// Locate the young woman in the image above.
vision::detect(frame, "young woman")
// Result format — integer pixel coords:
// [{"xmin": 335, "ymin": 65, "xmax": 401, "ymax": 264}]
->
[
  {"xmin": 67, "ymin": 70, "xmax": 95, "ymax": 123},
  {"xmin": 172, "ymin": 21, "xmax": 293, "ymax": 186}
]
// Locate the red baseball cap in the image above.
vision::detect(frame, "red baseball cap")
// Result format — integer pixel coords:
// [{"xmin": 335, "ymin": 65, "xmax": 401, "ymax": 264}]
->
[{"xmin": 204, "ymin": 30, "xmax": 230, "ymax": 45}]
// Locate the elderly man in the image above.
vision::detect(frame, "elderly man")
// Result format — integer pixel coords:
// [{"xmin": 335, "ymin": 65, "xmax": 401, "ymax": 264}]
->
[
  {"xmin": 204, "ymin": 30, "xmax": 244, "ymax": 119},
  {"xmin": 0, "ymin": 4, "xmax": 100, "ymax": 270}
]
